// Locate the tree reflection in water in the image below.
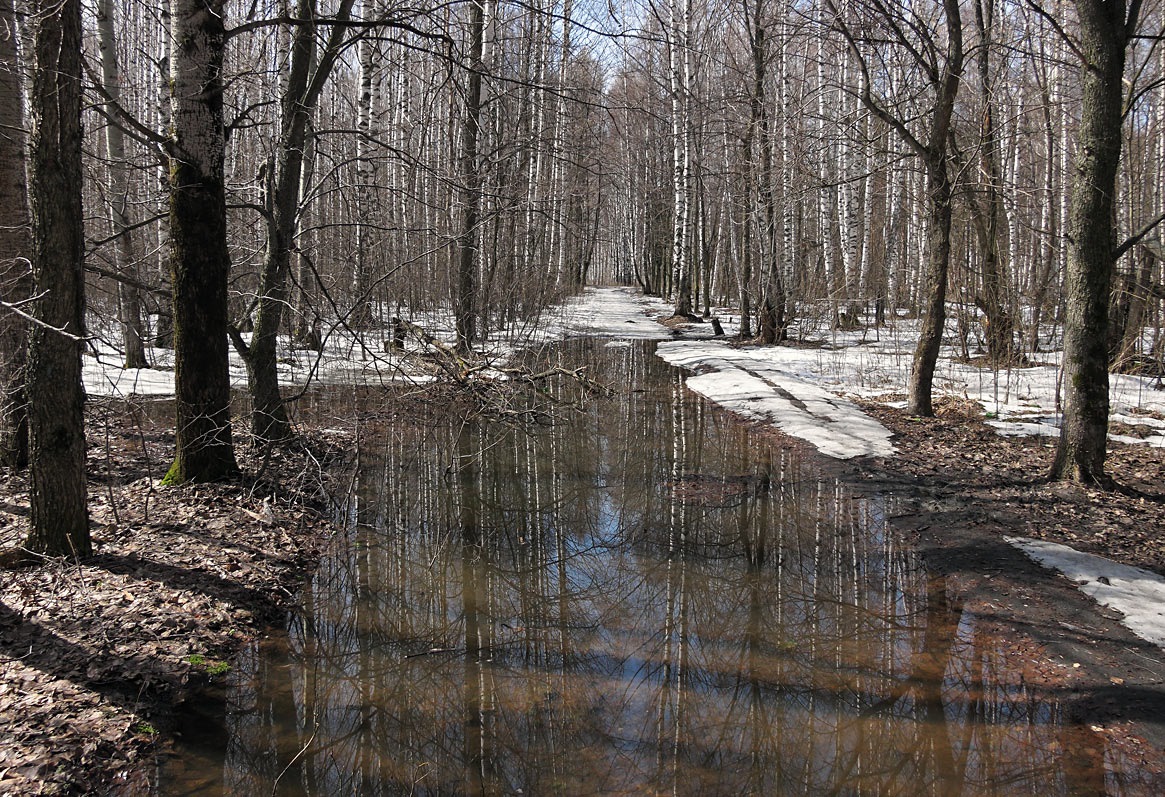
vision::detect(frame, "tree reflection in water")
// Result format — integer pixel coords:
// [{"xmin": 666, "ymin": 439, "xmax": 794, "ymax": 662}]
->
[{"xmin": 165, "ymin": 340, "xmax": 1142, "ymax": 796}]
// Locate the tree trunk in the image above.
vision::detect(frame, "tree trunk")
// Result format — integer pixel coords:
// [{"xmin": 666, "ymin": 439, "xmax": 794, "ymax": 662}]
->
[
  {"xmin": 163, "ymin": 0, "xmax": 239, "ymax": 484},
  {"xmin": 242, "ymin": 0, "xmax": 354, "ymax": 444},
  {"xmin": 971, "ymin": 0, "xmax": 1015, "ymax": 366},
  {"xmin": 0, "ymin": 0, "xmax": 30, "ymax": 469},
  {"xmin": 96, "ymin": 0, "xmax": 148, "ymax": 370},
  {"xmin": 669, "ymin": 0, "xmax": 694, "ymax": 318},
  {"xmin": 908, "ymin": 155, "xmax": 953, "ymax": 416},
  {"xmin": 24, "ymin": 0, "xmax": 90, "ymax": 557},
  {"xmin": 1051, "ymin": 0, "xmax": 1136, "ymax": 484},
  {"xmin": 350, "ymin": 0, "xmax": 379, "ymax": 332},
  {"xmin": 454, "ymin": 0, "xmax": 487, "ymax": 352}
]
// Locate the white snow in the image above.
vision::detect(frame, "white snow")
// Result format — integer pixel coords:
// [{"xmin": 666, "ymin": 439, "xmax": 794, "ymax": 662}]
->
[
  {"xmin": 81, "ymin": 287, "xmax": 1165, "ymax": 458},
  {"xmin": 1005, "ymin": 536, "xmax": 1165, "ymax": 649},
  {"xmin": 656, "ymin": 340, "xmax": 896, "ymax": 459},
  {"xmin": 539, "ymin": 286, "xmax": 674, "ymax": 341}
]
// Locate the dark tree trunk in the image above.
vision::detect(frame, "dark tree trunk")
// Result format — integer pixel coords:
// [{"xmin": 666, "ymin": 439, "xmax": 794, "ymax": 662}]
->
[
  {"xmin": 830, "ymin": 0, "xmax": 963, "ymax": 417},
  {"xmin": 908, "ymin": 156, "xmax": 953, "ymax": 417},
  {"xmin": 163, "ymin": 0, "xmax": 239, "ymax": 484},
  {"xmin": 454, "ymin": 0, "xmax": 486, "ymax": 353},
  {"xmin": 0, "ymin": 0, "xmax": 30, "ymax": 470},
  {"xmin": 241, "ymin": 0, "xmax": 355, "ymax": 444},
  {"xmin": 971, "ymin": 0, "xmax": 1015, "ymax": 366},
  {"xmin": 24, "ymin": 0, "xmax": 90, "ymax": 557},
  {"xmin": 1051, "ymin": 0, "xmax": 1138, "ymax": 484},
  {"xmin": 97, "ymin": 0, "xmax": 148, "ymax": 370}
]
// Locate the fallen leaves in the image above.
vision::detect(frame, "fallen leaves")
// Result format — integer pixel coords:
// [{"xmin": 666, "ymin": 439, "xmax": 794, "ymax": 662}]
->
[{"xmin": 0, "ymin": 407, "xmax": 348, "ymax": 796}]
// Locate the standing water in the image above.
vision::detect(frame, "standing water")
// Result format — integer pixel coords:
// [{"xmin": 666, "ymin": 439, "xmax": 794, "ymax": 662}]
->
[{"xmin": 161, "ymin": 340, "xmax": 1138, "ymax": 795}]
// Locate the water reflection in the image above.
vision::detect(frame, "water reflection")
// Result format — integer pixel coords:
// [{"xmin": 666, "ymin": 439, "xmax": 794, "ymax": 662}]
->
[{"xmin": 164, "ymin": 340, "xmax": 1142, "ymax": 795}]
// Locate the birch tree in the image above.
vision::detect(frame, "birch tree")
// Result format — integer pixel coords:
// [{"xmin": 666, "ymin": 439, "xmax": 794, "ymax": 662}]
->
[{"xmin": 668, "ymin": 0, "xmax": 695, "ymax": 319}]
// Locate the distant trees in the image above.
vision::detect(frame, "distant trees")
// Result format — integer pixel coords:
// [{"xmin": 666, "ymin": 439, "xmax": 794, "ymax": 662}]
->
[{"xmin": 0, "ymin": 0, "xmax": 1159, "ymax": 498}]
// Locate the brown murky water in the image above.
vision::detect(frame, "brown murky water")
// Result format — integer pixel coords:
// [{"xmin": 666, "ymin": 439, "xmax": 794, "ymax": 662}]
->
[{"xmin": 161, "ymin": 340, "xmax": 1143, "ymax": 795}]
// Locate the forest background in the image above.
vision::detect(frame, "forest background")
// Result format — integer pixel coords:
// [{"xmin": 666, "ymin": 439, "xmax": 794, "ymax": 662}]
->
[{"xmin": 1, "ymin": 0, "xmax": 1163, "ymax": 554}]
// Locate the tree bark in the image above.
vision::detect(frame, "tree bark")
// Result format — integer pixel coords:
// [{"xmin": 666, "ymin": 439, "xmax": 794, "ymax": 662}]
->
[
  {"xmin": 909, "ymin": 154, "xmax": 954, "ymax": 416},
  {"xmin": 829, "ymin": 0, "xmax": 963, "ymax": 416},
  {"xmin": 970, "ymin": 0, "xmax": 1015, "ymax": 366},
  {"xmin": 668, "ymin": 0, "xmax": 694, "ymax": 319},
  {"xmin": 1051, "ymin": 0, "xmax": 1138, "ymax": 484},
  {"xmin": 163, "ymin": 0, "xmax": 239, "ymax": 484},
  {"xmin": 0, "ymin": 0, "xmax": 30, "ymax": 469},
  {"xmin": 24, "ymin": 0, "xmax": 90, "ymax": 557},
  {"xmin": 453, "ymin": 0, "xmax": 487, "ymax": 352}
]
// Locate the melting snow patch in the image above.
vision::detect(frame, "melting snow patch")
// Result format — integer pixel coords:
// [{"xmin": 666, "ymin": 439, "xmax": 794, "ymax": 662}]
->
[
  {"xmin": 1005, "ymin": 536, "xmax": 1165, "ymax": 648},
  {"xmin": 656, "ymin": 340, "xmax": 895, "ymax": 460},
  {"xmin": 546, "ymin": 286, "xmax": 673, "ymax": 341}
]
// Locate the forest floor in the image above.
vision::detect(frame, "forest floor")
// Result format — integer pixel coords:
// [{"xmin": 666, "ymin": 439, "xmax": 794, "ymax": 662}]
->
[
  {"xmin": 0, "ymin": 401, "xmax": 353, "ymax": 796},
  {"xmin": 2, "ymin": 319, "xmax": 1165, "ymax": 793}
]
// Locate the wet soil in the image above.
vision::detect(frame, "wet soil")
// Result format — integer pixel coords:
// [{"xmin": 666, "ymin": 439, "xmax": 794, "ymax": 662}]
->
[{"xmin": 2, "ymin": 388, "xmax": 1165, "ymax": 794}]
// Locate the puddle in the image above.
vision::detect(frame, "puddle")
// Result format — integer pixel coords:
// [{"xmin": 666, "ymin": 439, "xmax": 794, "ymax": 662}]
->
[{"xmin": 159, "ymin": 340, "xmax": 1147, "ymax": 795}]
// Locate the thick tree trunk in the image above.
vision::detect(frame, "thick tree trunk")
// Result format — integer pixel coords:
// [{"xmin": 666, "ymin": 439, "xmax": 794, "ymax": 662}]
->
[
  {"xmin": 1051, "ymin": 0, "xmax": 1134, "ymax": 484},
  {"xmin": 163, "ymin": 0, "xmax": 239, "ymax": 484},
  {"xmin": 0, "ymin": 0, "xmax": 30, "ymax": 469},
  {"xmin": 24, "ymin": 0, "xmax": 90, "ymax": 557}
]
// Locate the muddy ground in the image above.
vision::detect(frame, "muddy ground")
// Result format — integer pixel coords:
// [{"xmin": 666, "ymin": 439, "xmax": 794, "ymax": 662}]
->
[{"xmin": 2, "ymin": 387, "xmax": 1165, "ymax": 795}]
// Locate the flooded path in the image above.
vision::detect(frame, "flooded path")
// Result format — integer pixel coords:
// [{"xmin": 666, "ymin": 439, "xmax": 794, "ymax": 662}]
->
[{"xmin": 161, "ymin": 341, "xmax": 1149, "ymax": 795}]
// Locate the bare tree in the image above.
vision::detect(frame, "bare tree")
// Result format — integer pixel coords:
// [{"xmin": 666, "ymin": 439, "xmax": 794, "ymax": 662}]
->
[
  {"xmin": 24, "ymin": 0, "xmax": 89, "ymax": 556},
  {"xmin": 1051, "ymin": 0, "xmax": 1144, "ymax": 484},
  {"xmin": 0, "ymin": 0, "xmax": 29, "ymax": 469},
  {"xmin": 827, "ymin": 0, "xmax": 964, "ymax": 416},
  {"xmin": 95, "ymin": 0, "xmax": 148, "ymax": 369},
  {"xmin": 163, "ymin": 0, "xmax": 239, "ymax": 483},
  {"xmin": 453, "ymin": 0, "xmax": 488, "ymax": 352},
  {"xmin": 234, "ymin": 0, "xmax": 356, "ymax": 443}
]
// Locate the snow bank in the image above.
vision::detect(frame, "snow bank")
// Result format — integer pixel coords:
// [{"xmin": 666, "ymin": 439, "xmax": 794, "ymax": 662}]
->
[
  {"xmin": 542, "ymin": 286, "xmax": 673, "ymax": 341},
  {"xmin": 1005, "ymin": 536, "xmax": 1165, "ymax": 649},
  {"xmin": 656, "ymin": 340, "xmax": 896, "ymax": 460}
]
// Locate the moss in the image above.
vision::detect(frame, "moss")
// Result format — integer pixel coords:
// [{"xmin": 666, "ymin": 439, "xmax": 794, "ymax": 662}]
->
[{"xmin": 160, "ymin": 458, "xmax": 184, "ymax": 486}]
